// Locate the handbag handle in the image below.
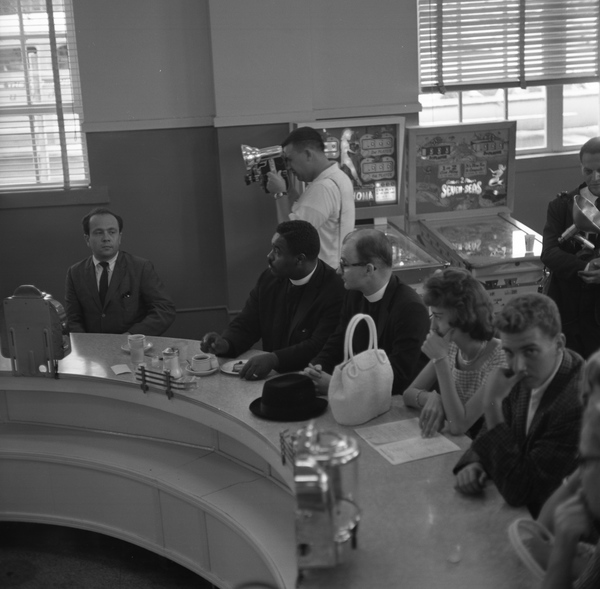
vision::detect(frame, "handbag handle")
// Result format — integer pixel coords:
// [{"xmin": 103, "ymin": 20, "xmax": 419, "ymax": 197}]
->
[{"xmin": 343, "ymin": 313, "xmax": 379, "ymax": 362}]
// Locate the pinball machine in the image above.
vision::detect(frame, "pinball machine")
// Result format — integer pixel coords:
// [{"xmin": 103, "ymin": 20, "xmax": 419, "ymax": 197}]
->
[
  {"xmin": 290, "ymin": 117, "xmax": 446, "ymax": 291},
  {"xmin": 405, "ymin": 121, "xmax": 544, "ymax": 311}
]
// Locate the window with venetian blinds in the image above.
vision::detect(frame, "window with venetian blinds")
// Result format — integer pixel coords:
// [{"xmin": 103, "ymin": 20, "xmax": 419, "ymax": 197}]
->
[
  {"xmin": 419, "ymin": 0, "xmax": 600, "ymax": 92},
  {"xmin": 0, "ymin": 0, "xmax": 89, "ymax": 191}
]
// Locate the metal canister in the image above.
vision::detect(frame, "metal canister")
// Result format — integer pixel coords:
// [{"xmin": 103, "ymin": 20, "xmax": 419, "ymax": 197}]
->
[{"xmin": 290, "ymin": 421, "xmax": 360, "ymax": 569}]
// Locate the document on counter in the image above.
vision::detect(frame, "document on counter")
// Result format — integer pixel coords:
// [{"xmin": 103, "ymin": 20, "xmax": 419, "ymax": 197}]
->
[{"xmin": 355, "ymin": 418, "xmax": 462, "ymax": 465}]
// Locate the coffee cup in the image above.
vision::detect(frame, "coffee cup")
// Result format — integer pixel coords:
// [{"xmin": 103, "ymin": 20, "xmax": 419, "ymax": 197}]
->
[{"xmin": 191, "ymin": 353, "xmax": 218, "ymax": 372}]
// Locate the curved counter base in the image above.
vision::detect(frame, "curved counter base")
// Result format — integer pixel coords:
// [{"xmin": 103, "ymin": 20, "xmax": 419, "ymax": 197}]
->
[{"xmin": 0, "ymin": 379, "xmax": 298, "ymax": 589}]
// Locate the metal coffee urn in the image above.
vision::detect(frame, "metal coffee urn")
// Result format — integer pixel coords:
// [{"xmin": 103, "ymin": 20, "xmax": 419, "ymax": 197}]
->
[
  {"xmin": 0, "ymin": 285, "xmax": 71, "ymax": 377},
  {"xmin": 281, "ymin": 421, "xmax": 361, "ymax": 570}
]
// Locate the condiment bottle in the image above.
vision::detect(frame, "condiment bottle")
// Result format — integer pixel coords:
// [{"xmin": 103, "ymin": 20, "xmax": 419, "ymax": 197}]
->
[{"xmin": 162, "ymin": 347, "xmax": 182, "ymax": 379}]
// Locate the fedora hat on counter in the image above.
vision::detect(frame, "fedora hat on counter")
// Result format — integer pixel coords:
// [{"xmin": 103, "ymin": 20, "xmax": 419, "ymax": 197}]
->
[{"xmin": 249, "ymin": 373, "xmax": 328, "ymax": 422}]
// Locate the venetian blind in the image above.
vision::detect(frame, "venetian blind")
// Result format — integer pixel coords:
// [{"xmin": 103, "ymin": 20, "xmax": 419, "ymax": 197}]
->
[
  {"xmin": 0, "ymin": 0, "xmax": 89, "ymax": 191},
  {"xmin": 419, "ymin": 0, "xmax": 600, "ymax": 92}
]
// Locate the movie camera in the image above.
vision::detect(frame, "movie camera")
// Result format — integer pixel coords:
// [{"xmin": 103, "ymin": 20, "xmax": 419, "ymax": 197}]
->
[{"xmin": 241, "ymin": 144, "xmax": 288, "ymax": 192}]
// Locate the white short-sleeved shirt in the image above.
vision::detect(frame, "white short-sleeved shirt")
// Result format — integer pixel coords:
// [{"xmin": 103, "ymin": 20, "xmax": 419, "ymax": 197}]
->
[{"xmin": 290, "ymin": 163, "xmax": 355, "ymax": 269}]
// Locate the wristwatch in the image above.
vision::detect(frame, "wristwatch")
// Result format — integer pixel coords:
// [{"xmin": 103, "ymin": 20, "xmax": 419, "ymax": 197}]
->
[{"xmin": 273, "ymin": 191, "xmax": 288, "ymax": 200}]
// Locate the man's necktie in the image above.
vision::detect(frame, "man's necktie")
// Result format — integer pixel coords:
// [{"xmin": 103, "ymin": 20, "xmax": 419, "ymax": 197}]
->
[{"xmin": 98, "ymin": 261, "xmax": 109, "ymax": 305}]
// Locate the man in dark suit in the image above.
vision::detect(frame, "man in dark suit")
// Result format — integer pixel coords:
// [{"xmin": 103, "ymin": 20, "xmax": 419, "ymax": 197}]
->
[
  {"xmin": 200, "ymin": 220, "xmax": 345, "ymax": 380},
  {"xmin": 541, "ymin": 136, "xmax": 600, "ymax": 358},
  {"xmin": 453, "ymin": 293, "xmax": 584, "ymax": 518},
  {"xmin": 305, "ymin": 228, "xmax": 430, "ymax": 396},
  {"xmin": 65, "ymin": 207, "xmax": 176, "ymax": 336}
]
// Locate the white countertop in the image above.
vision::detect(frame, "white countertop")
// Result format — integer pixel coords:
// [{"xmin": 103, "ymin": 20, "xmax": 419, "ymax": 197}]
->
[{"xmin": 0, "ymin": 333, "xmax": 535, "ymax": 588}]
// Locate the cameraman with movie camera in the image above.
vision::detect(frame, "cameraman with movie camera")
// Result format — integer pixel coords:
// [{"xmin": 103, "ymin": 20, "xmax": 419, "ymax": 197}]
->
[{"xmin": 267, "ymin": 126, "xmax": 355, "ymax": 269}]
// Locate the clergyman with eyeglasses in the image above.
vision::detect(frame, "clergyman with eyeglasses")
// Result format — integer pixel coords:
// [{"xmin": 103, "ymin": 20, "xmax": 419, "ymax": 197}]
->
[{"xmin": 304, "ymin": 228, "xmax": 430, "ymax": 396}]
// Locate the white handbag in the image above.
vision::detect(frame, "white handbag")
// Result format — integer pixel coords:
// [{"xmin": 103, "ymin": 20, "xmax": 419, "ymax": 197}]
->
[{"xmin": 329, "ymin": 313, "xmax": 393, "ymax": 426}]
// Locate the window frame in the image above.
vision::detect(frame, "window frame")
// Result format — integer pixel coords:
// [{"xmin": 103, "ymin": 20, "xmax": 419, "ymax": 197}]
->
[
  {"xmin": 0, "ymin": 0, "xmax": 97, "ymax": 201},
  {"xmin": 419, "ymin": 83, "xmax": 600, "ymax": 155},
  {"xmin": 419, "ymin": 0, "xmax": 600, "ymax": 92},
  {"xmin": 418, "ymin": 0, "xmax": 600, "ymax": 155}
]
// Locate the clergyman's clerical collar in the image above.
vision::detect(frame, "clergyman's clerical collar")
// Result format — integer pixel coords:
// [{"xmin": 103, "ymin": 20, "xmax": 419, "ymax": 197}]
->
[
  {"xmin": 364, "ymin": 279, "xmax": 390, "ymax": 304},
  {"xmin": 290, "ymin": 263, "xmax": 317, "ymax": 286}
]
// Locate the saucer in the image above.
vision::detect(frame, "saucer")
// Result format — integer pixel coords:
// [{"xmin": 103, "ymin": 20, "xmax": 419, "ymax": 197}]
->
[
  {"xmin": 186, "ymin": 365, "xmax": 218, "ymax": 377},
  {"xmin": 121, "ymin": 342, "xmax": 153, "ymax": 354},
  {"xmin": 220, "ymin": 360, "xmax": 247, "ymax": 376}
]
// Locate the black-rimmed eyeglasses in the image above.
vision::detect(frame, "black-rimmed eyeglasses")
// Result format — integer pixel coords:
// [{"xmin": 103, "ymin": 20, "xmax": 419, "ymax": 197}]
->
[
  {"xmin": 578, "ymin": 454, "xmax": 600, "ymax": 468},
  {"xmin": 339, "ymin": 259, "xmax": 368, "ymax": 272}
]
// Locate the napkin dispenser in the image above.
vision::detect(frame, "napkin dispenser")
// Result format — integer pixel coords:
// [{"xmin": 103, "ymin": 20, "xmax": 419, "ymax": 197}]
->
[
  {"xmin": 0, "ymin": 284, "xmax": 71, "ymax": 377},
  {"xmin": 281, "ymin": 421, "xmax": 360, "ymax": 569},
  {"xmin": 241, "ymin": 143, "xmax": 288, "ymax": 192}
]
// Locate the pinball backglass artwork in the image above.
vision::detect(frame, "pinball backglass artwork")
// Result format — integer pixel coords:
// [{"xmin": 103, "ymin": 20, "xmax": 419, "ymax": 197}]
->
[
  {"xmin": 407, "ymin": 121, "xmax": 516, "ymax": 221},
  {"xmin": 405, "ymin": 121, "xmax": 544, "ymax": 310},
  {"xmin": 292, "ymin": 117, "xmax": 406, "ymax": 220}
]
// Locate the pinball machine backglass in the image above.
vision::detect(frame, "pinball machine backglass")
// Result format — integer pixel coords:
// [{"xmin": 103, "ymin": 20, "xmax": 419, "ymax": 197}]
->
[{"xmin": 405, "ymin": 121, "xmax": 544, "ymax": 310}]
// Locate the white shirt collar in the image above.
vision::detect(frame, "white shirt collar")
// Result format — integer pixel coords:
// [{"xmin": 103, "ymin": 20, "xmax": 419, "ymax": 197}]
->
[
  {"xmin": 290, "ymin": 263, "xmax": 317, "ymax": 286},
  {"xmin": 308, "ymin": 161, "xmax": 339, "ymax": 185},
  {"xmin": 364, "ymin": 279, "xmax": 390, "ymax": 303},
  {"xmin": 526, "ymin": 351, "xmax": 563, "ymax": 433},
  {"xmin": 93, "ymin": 252, "xmax": 119, "ymax": 272}
]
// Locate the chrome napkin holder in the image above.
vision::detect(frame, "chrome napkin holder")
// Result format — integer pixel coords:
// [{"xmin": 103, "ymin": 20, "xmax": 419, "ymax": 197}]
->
[{"xmin": 135, "ymin": 365, "xmax": 196, "ymax": 399}]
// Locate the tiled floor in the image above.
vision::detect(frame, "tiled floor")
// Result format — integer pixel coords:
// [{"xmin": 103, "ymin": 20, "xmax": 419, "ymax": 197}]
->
[{"xmin": 0, "ymin": 521, "xmax": 215, "ymax": 588}]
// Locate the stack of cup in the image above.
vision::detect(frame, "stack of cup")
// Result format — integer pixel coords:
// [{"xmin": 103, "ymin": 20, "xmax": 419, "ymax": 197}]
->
[
  {"xmin": 525, "ymin": 234, "xmax": 535, "ymax": 253},
  {"xmin": 128, "ymin": 334, "xmax": 146, "ymax": 364}
]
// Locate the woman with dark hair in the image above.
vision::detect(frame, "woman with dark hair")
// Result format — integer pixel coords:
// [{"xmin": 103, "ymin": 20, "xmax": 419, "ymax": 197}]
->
[{"xmin": 403, "ymin": 267, "xmax": 507, "ymax": 437}]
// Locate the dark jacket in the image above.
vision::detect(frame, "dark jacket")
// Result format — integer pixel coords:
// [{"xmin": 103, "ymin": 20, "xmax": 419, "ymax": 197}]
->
[
  {"xmin": 312, "ymin": 274, "xmax": 430, "ymax": 395},
  {"xmin": 541, "ymin": 183, "xmax": 600, "ymax": 329},
  {"xmin": 453, "ymin": 348, "xmax": 584, "ymax": 518},
  {"xmin": 222, "ymin": 260, "xmax": 345, "ymax": 373},
  {"xmin": 65, "ymin": 251, "xmax": 176, "ymax": 336}
]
